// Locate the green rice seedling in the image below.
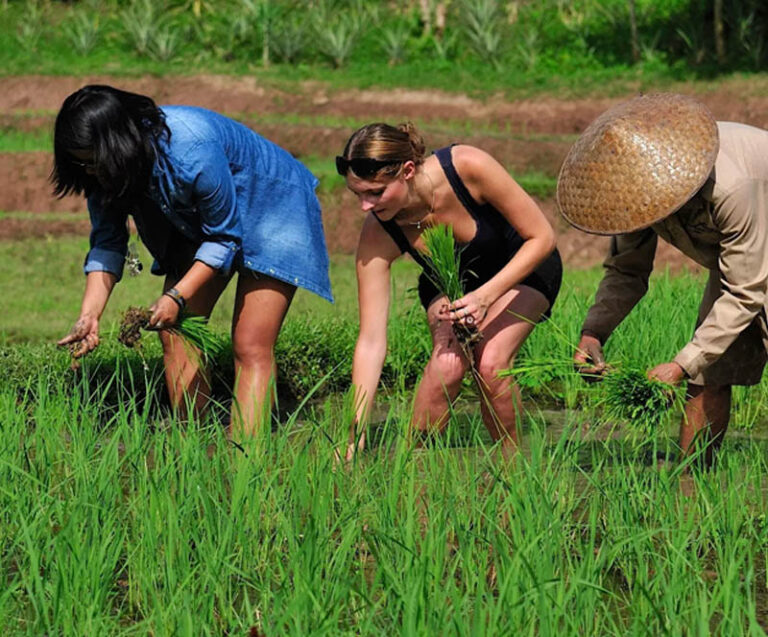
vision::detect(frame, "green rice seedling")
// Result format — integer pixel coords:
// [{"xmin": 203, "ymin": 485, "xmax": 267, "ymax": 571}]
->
[
  {"xmin": 420, "ymin": 224, "xmax": 463, "ymax": 301},
  {"xmin": 599, "ymin": 365, "xmax": 684, "ymax": 432},
  {"xmin": 420, "ymin": 224, "xmax": 481, "ymax": 349},
  {"xmin": 117, "ymin": 306, "xmax": 224, "ymax": 359}
]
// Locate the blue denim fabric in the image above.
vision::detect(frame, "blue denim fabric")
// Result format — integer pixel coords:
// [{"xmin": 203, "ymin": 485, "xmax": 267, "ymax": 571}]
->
[{"xmin": 84, "ymin": 106, "xmax": 333, "ymax": 302}]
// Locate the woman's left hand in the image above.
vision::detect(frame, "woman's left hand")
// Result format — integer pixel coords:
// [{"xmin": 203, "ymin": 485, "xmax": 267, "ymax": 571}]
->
[
  {"xmin": 148, "ymin": 294, "xmax": 181, "ymax": 330},
  {"xmin": 647, "ymin": 361, "xmax": 687, "ymax": 386},
  {"xmin": 440, "ymin": 291, "xmax": 490, "ymax": 327}
]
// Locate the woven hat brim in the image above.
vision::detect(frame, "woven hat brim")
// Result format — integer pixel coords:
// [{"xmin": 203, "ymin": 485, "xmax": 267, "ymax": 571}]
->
[{"xmin": 556, "ymin": 93, "xmax": 719, "ymax": 235}]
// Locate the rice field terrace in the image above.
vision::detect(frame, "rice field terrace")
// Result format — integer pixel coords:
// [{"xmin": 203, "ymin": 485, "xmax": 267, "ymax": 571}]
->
[{"xmin": 3, "ymin": 67, "xmax": 768, "ymax": 632}]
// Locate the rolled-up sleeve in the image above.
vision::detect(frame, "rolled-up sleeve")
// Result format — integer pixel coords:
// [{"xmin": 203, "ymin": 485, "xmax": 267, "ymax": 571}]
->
[
  {"xmin": 84, "ymin": 195, "xmax": 128, "ymax": 281},
  {"xmin": 675, "ymin": 180, "xmax": 768, "ymax": 378},
  {"xmin": 581, "ymin": 228, "xmax": 658, "ymax": 343},
  {"xmin": 189, "ymin": 143, "xmax": 241, "ymax": 275}
]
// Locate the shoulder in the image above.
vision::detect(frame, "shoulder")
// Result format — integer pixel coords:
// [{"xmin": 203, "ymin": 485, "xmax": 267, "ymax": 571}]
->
[
  {"xmin": 162, "ymin": 106, "xmax": 225, "ymax": 150},
  {"xmin": 449, "ymin": 145, "xmax": 499, "ymax": 176},
  {"xmin": 447, "ymin": 144, "xmax": 512, "ymax": 202}
]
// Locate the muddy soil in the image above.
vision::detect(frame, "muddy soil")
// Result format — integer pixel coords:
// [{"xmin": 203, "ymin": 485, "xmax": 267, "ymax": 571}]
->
[{"xmin": 5, "ymin": 73, "xmax": 761, "ymax": 269}]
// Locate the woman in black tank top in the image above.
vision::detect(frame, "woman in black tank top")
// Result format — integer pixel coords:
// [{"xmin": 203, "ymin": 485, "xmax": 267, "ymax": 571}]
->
[{"xmin": 337, "ymin": 122, "xmax": 562, "ymax": 461}]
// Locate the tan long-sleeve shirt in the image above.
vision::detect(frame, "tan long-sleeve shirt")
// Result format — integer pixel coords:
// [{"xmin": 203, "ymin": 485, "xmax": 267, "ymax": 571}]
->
[{"xmin": 582, "ymin": 122, "xmax": 768, "ymax": 381}]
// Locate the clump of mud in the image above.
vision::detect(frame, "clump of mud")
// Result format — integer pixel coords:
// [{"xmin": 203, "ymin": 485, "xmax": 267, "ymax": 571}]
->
[
  {"xmin": 454, "ymin": 318, "xmax": 483, "ymax": 348},
  {"xmin": 67, "ymin": 340, "xmax": 88, "ymax": 371},
  {"xmin": 118, "ymin": 306, "xmax": 152, "ymax": 349}
]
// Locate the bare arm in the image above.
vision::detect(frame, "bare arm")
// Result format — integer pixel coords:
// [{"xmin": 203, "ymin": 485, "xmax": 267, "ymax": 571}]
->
[
  {"xmin": 58, "ymin": 271, "xmax": 118, "ymax": 355},
  {"xmin": 446, "ymin": 146, "xmax": 556, "ymax": 321},
  {"xmin": 348, "ymin": 214, "xmax": 401, "ymax": 456}
]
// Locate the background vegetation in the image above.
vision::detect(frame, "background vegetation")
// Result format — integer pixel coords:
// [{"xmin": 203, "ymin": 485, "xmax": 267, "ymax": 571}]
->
[{"xmin": 2, "ymin": 0, "xmax": 767, "ymax": 94}]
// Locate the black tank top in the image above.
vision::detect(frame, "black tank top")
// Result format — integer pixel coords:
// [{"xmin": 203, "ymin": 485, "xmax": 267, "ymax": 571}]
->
[{"xmin": 374, "ymin": 145, "xmax": 561, "ymax": 311}]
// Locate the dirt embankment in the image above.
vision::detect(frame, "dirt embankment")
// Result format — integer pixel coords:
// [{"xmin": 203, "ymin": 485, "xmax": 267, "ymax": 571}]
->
[{"xmin": 5, "ymin": 74, "xmax": 766, "ymax": 268}]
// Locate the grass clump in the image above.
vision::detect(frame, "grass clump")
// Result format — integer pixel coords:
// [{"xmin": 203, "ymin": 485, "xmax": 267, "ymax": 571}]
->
[{"xmin": 600, "ymin": 366, "xmax": 683, "ymax": 432}]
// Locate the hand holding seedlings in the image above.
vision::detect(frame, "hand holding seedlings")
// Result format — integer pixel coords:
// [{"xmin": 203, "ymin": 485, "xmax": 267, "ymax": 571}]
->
[
  {"xmin": 147, "ymin": 293, "xmax": 180, "ymax": 331},
  {"xmin": 574, "ymin": 331, "xmax": 607, "ymax": 381},
  {"xmin": 647, "ymin": 361, "xmax": 687, "ymax": 386},
  {"xmin": 439, "ymin": 291, "xmax": 489, "ymax": 327},
  {"xmin": 57, "ymin": 314, "xmax": 100, "ymax": 358}
]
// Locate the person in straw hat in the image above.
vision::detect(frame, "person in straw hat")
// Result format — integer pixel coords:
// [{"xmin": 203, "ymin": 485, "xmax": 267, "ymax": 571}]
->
[{"xmin": 558, "ymin": 92, "xmax": 768, "ymax": 465}]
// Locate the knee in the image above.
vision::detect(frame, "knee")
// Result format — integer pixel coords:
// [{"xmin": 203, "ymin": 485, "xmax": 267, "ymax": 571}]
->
[
  {"xmin": 425, "ymin": 352, "xmax": 468, "ymax": 390},
  {"xmin": 232, "ymin": 338, "xmax": 274, "ymax": 369},
  {"xmin": 476, "ymin": 348, "xmax": 513, "ymax": 387}
]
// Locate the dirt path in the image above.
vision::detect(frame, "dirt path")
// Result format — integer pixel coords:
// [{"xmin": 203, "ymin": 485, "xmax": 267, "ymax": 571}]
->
[{"xmin": 5, "ymin": 73, "xmax": 762, "ymax": 268}]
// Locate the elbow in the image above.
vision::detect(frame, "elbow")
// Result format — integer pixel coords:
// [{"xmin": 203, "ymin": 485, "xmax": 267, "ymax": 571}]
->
[
  {"xmin": 546, "ymin": 228, "xmax": 558, "ymax": 255},
  {"xmin": 539, "ymin": 226, "xmax": 557, "ymax": 256},
  {"xmin": 355, "ymin": 334, "xmax": 387, "ymax": 366}
]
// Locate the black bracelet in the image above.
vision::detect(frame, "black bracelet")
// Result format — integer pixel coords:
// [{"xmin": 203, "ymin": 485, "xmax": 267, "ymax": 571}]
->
[{"xmin": 163, "ymin": 287, "xmax": 186, "ymax": 311}]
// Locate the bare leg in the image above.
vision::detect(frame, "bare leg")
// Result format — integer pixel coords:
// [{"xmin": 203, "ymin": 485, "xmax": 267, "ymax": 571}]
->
[
  {"xmin": 473, "ymin": 285, "xmax": 549, "ymax": 459},
  {"xmin": 411, "ymin": 296, "xmax": 471, "ymax": 439},
  {"xmin": 679, "ymin": 383, "xmax": 731, "ymax": 467},
  {"xmin": 229, "ymin": 273, "xmax": 295, "ymax": 440},
  {"xmin": 159, "ymin": 274, "xmax": 230, "ymax": 420}
]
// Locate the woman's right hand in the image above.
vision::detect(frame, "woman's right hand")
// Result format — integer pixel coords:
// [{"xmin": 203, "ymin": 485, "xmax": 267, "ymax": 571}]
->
[
  {"xmin": 58, "ymin": 314, "xmax": 100, "ymax": 358},
  {"xmin": 574, "ymin": 331, "xmax": 607, "ymax": 381}
]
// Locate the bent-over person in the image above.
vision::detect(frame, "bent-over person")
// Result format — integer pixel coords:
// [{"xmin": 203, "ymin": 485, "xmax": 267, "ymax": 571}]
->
[{"xmin": 558, "ymin": 93, "xmax": 768, "ymax": 465}]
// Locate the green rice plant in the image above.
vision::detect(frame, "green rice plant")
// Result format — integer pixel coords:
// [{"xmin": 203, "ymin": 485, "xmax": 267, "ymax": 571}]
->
[
  {"xmin": 420, "ymin": 223, "xmax": 483, "ymax": 351},
  {"xmin": 419, "ymin": 224, "xmax": 464, "ymax": 302},
  {"xmin": 599, "ymin": 365, "xmax": 684, "ymax": 432},
  {"xmin": 4, "ymin": 342, "xmax": 768, "ymax": 631}
]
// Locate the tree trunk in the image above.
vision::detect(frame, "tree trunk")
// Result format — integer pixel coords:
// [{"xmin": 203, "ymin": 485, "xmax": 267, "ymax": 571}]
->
[
  {"xmin": 435, "ymin": 1, "xmax": 446, "ymax": 40},
  {"xmin": 713, "ymin": 0, "xmax": 726, "ymax": 65},
  {"xmin": 419, "ymin": 0, "xmax": 432, "ymax": 37},
  {"xmin": 627, "ymin": 0, "xmax": 640, "ymax": 63}
]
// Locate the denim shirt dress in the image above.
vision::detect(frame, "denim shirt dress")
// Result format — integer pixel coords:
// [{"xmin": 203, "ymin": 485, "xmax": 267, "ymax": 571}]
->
[{"xmin": 83, "ymin": 105, "xmax": 333, "ymax": 302}]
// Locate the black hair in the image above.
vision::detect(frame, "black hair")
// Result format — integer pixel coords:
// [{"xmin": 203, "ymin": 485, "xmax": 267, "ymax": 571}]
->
[{"xmin": 51, "ymin": 84, "xmax": 171, "ymax": 203}]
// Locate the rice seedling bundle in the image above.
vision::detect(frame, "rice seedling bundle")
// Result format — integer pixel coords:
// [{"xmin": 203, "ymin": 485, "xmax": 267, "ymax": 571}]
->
[
  {"xmin": 599, "ymin": 366, "xmax": 683, "ymax": 431},
  {"xmin": 118, "ymin": 306, "xmax": 223, "ymax": 359},
  {"xmin": 419, "ymin": 224, "xmax": 481, "ymax": 347}
]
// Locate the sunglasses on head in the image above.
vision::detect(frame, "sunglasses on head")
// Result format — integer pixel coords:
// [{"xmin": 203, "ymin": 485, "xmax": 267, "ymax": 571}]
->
[{"xmin": 335, "ymin": 156, "xmax": 400, "ymax": 178}]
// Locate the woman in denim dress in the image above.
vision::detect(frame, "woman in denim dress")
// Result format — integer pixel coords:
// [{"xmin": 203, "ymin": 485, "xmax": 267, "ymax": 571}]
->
[{"xmin": 53, "ymin": 85, "xmax": 333, "ymax": 439}]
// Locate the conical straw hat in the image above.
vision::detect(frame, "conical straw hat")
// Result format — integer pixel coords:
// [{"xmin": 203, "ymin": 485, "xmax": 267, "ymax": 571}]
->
[{"xmin": 557, "ymin": 93, "xmax": 719, "ymax": 235}]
